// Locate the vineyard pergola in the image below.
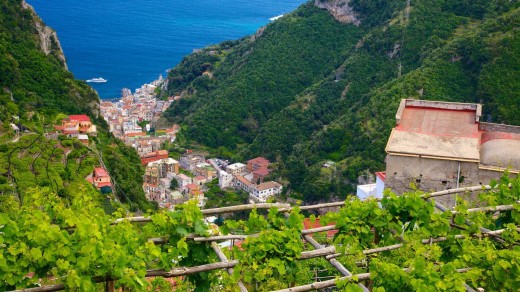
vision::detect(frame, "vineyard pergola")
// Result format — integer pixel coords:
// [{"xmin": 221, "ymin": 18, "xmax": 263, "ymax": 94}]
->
[{"xmin": 3, "ymin": 177, "xmax": 520, "ymax": 291}]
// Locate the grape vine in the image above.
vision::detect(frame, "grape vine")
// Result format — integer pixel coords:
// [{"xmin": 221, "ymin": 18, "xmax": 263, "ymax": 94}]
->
[{"xmin": 0, "ymin": 175, "xmax": 519, "ymax": 291}]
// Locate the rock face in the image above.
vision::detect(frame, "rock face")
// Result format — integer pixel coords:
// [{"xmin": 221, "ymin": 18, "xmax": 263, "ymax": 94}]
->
[
  {"xmin": 21, "ymin": 0, "xmax": 68, "ymax": 69},
  {"xmin": 314, "ymin": 0, "xmax": 360, "ymax": 25}
]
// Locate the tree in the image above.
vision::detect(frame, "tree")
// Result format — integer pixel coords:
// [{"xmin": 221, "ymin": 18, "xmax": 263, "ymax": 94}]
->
[{"xmin": 170, "ymin": 179, "xmax": 179, "ymax": 190}]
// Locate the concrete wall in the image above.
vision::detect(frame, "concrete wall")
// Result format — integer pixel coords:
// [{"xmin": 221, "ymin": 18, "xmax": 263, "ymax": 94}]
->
[
  {"xmin": 405, "ymin": 99, "xmax": 478, "ymax": 111},
  {"xmin": 385, "ymin": 155, "xmax": 483, "ymax": 208},
  {"xmin": 479, "ymin": 122, "xmax": 520, "ymax": 134}
]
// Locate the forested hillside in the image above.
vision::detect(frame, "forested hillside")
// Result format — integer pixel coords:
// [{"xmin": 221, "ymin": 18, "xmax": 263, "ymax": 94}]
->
[
  {"xmin": 0, "ymin": 0, "xmax": 150, "ymax": 211},
  {"xmin": 162, "ymin": 0, "xmax": 520, "ymax": 202}
]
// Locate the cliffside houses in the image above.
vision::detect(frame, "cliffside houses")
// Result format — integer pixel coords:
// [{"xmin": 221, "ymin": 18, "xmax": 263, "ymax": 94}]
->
[
  {"xmin": 99, "ymin": 78, "xmax": 176, "ymax": 155},
  {"xmin": 142, "ymin": 156, "xmax": 183, "ymax": 205},
  {"xmin": 140, "ymin": 151, "xmax": 283, "ymax": 206},
  {"xmin": 53, "ymin": 114, "xmax": 97, "ymax": 139},
  {"xmin": 216, "ymin": 157, "xmax": 283, "ymax": 203},
  {"xmin": 86, "ymin": 167, "xmax": 112, "ymax": 190},
  {"xmin": 357, "ymin": 99, "xmax": 520, "ymax": 208}
]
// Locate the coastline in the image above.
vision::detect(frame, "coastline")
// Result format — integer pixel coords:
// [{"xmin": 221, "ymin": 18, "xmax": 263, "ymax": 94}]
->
[{"xmin": 27, "ymin": 0, "xmax": 307, "ymax": 99}]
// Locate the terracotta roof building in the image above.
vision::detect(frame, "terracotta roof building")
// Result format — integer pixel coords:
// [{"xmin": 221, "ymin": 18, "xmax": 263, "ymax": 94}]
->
[
  {"xmin": 247, "ymin": 157, "xmax": 270, "ymax": 172},
  {"xmin": 91, "ymin": 167, "xmax": 112, "ymax": 189},
  {"xmin": 141, "ymin": 150, "xmax": 169, "ymax": 166},
  {"xmin": 385, "ymin": 99, "xmax": 520, "ymax": 207}
]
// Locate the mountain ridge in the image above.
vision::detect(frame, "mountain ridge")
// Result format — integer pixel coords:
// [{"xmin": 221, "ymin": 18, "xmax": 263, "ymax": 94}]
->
[{"xmin": 162, "ymin": 0, "xmax": 520, "ymax": 202}]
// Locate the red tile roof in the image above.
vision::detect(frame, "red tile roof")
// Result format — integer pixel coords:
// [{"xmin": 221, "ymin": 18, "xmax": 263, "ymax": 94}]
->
[
  {"xmin": 248, "ymin": 157, "xmax": 270, "ymax": 165},
  {"xmin": 375, "ymin": 172, "xmax": 386, "ymax": 182},
  {"xmin": 69, "ymin": 115, "xmax": 91, "ymax": 122},
  {"xmin": 94, "ymin": 167, "xmax": 109, "ymax": 177},
  {"xmin": 235, "ymin": 175, "xmax": 252, "ymax": 186},
  {"xmin": 157, "ymin": 150, "xmax": 168, "ymax": 156},
  {"xmin": 253, "ymin": 166, "xmax": 270, "ymax": 177}
]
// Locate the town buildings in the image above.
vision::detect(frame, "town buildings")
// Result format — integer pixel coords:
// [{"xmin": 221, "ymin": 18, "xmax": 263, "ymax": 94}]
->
[
  {"xmin": 217, "ymin": 157, "xmax": 283, "ymax": 203},
  {"xmin": 141, "ymin": 150, "xmax": 169, "ymax": 166},
  {"xmin": 141, "ymin": 157, "xmax": 185, "ymax": 204},
  {"xmin": 180, "ymin": 154, "xmax": 206, "ymax": 172},
  {"xmin": 226, "ymin": 163, "xmax": 247, "ymax": 176},
  {"xmin": 53, "ymin": 114, "xmax": 97, "ymax": 138},
  {"xmin": 99, "ymin": 77, "xmax": 198, "ymax": 208},
  {"xmin": 99, "ymin": 76, "xmax": 285, "ymax": 207},
  {"xmin": 99, "ymin": 76, "xmax": 177, "ymax": 158}
]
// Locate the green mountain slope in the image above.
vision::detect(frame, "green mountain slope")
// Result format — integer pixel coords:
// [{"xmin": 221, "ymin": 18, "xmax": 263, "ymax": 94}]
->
[
  {"xmin": 165, "ymin": 4, "xmax": 363, "ymax": 147},
  {"xmin": 0, "ymin": 0, "xmax": 150, "ymax": 211},
  {"xmin": 163, "ymin": 0, "xmax": 520, "ymax": 202}
]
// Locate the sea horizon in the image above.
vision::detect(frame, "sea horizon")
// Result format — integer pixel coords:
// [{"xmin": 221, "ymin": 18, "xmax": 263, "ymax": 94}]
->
[{"xmin": 28, "ymin": 0, "xmax": 307, "ymax": 99}]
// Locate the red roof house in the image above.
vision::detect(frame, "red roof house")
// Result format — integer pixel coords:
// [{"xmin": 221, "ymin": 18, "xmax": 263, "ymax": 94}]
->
[
  {"xmin": 69, "ymin": 115, "xmax": 91, "ymax": 122},
  {"xmin": 247, "ymin": 157, "xmax": 270, "ymax": 172},
  {"xmin": 91, "ymin": 167, "xmax": 112, "ymax": 189}
]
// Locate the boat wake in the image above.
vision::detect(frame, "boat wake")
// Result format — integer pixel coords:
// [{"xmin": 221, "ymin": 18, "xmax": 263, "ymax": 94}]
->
[{"xmin": 269, "ymin": 14, "xmax": 284, "ymax": 21}]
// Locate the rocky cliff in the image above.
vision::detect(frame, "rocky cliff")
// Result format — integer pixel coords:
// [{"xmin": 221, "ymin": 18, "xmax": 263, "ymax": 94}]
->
[
  {"xmin": 21, "ymin": 0, "xmax": 68, "ymax": 69},
  {"xmin": 314, "ymin": 0, "xmax": 360, "ymax": 25},
  {"xmin": 0, "ymin": 0, "xmax": 150, "ymax": 211}
]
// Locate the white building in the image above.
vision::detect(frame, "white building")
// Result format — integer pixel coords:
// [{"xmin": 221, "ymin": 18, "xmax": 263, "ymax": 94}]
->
[
  {"xmin": 249, "ymin": 182, "xmax": 283, "ymax": 203},
  {"xmin": 176, "ymin": 174, "xmax": 192, "ymax": 188},
  {"xmin": 233, "ymin": 175, "xmax": 253, "ymax": 193},
  {"xmin": 356, "ymin": 172, "xmax": 385, "ymax": 200},
  {"xmin": 218, "ymin": 170, "xmax": 234, "ymax": 189}
]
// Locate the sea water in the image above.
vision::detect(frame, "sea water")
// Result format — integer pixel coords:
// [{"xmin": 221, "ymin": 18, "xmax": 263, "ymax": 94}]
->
[{"xmin": 28, "ymin": 0, "xmax": 307, "ymax": 99}]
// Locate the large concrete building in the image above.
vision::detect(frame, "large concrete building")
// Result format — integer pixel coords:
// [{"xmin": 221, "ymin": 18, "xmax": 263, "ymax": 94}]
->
[{"xmin": 384, "ymin": 99, "xmax": 520, "ymax": 206}]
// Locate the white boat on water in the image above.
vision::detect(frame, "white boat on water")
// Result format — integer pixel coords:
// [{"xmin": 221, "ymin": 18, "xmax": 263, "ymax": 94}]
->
[{"xmin": 86, "ymin": 77, "xmax": 107, "ymax": 83}]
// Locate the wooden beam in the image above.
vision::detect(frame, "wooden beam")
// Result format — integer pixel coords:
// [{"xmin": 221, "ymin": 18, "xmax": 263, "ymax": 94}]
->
[
  {"xmin": 273, "ymin": 273, "xmax": 372, "ymax": 292},
  {"xmin": 273, "ymin": 268, "xmax": 472, "ymax": 292},
  {"xmin": 146, "ymin": 261, "xmax": 239, "ymax": 277},
  {"xmin": 9, "ymin": 262, "xmax": 239, "ymax": 292},
  {"xmin": 211, "ymin": 242, "xmax": 248, "ymax": 292},
  {"xmin": 303, "ymin": 235, "xmax": 369, "ymax": 292},
  {"xmin": 202, "ymin": 203, "xmax": 291, "ymax": 215}
]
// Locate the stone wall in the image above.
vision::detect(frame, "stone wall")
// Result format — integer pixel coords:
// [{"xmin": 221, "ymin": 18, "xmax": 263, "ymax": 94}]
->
[
  {"xmin": 479, "ymin": 122, "xmax": 520, "ymax": 134},
  {"xmin": 385, "ymin": 155, "xmax": 493, "ymax": 208},
  {"xmin": 405, "ymin": 99, "xmax": 478, "ymax": 111}
]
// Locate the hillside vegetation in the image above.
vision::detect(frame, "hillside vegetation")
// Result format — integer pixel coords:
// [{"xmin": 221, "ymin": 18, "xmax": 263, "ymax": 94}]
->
[
  {"xmin": 162, "ymin": 0, "xmax": 520, "ymax": 202},
  {"xmin": 0, "ymin": 0, "xmax": 150, "ymax": 211}
]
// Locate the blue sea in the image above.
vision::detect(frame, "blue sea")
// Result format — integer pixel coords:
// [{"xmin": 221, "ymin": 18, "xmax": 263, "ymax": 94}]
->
[{"xmin": 28, "ymin": 0, "xmax": 307, "ymax": 99}]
